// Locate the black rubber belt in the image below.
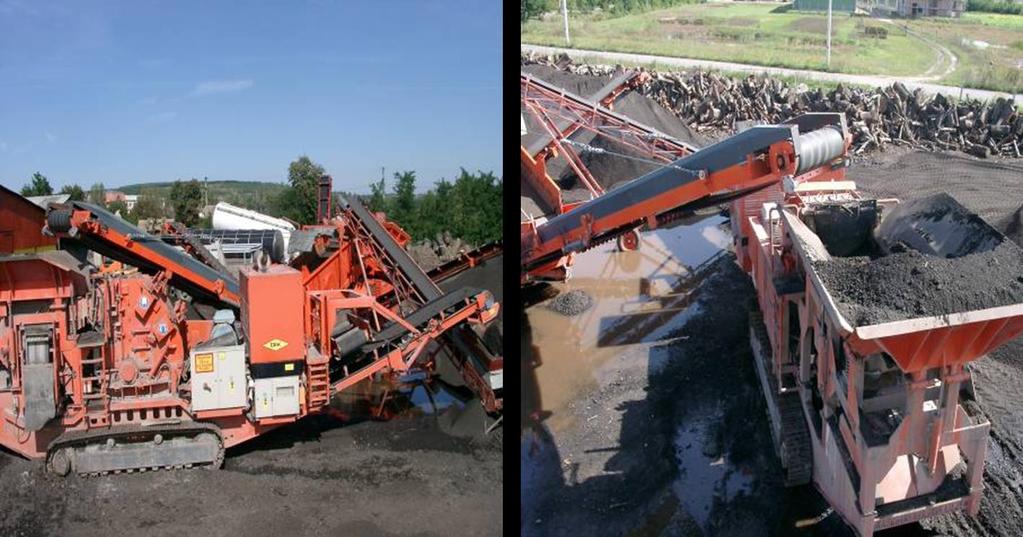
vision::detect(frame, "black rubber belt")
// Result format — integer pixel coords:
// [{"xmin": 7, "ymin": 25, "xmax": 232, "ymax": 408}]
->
[
  {"xmin": 363, "ymin": 287, "xmax": 480, "ymax": 353},
  {"xmin": 70, "ymin": 201, "xmax": 240, "ymax": 297},
  {"xmin": 537, "ymin": 125, "xmax": 798, "ymax": 244},
  {"xmin": 524, "ymin": 70, "xmax": 639, "ymax": 156},
  {"xmin": 341, "ymin": 195, "xmax": 442, "ymax": 301}
]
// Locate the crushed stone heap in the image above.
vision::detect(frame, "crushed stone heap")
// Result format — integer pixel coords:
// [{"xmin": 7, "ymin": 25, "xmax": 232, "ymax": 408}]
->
[{"xmin": 813, "ymin": 193, "xmax": 1023, "ymax": 326}]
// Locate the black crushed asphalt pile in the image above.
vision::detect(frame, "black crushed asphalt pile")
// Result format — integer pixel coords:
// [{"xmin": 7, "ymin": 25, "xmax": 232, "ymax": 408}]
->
[{"xmin": 815, "ymin": 193, "xmax": 1023, "ymax": 326}]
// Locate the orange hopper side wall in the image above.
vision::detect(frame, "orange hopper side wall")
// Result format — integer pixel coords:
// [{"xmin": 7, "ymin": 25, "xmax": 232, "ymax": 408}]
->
[
  {"xmin": 0, "ymin": 187, "xmax": 57, "ymax": 254},
  {"xmin": 240, "ymin": 265, "xmax": 306, "ymax": 364}
]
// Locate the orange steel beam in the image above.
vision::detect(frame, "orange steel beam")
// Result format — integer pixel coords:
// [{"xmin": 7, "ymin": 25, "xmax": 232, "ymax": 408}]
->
[
  {"xmin": 426, "ymin": 240, "xmax": 503, "ymax": 285},
  {"xmin": 521, "ymin": 116, "xmax": 851, "ymax": 282},
  {"xmin": 525, "ymin": 70, "xmax": 644, "ymax": 163},
  {"xmin": 523, "ymin": 140, "xmax": 794, "ymax": 278},
  {"xmin": 525, "ymin": 96, "xmax": 605, "ymax": 197},
  {"xmin": 521, "ymin": 146, "xmax": 568, "ymax": 217},
  {"xmin": 522, "ymin": 73, "xmax": 696, "ymax": 165},
  {"xmin": 67, "ymin": 209, "xmax": 241, "ymax": 307},
  {"xmin": 326, "ymin": 290, "xmax": 493, "ymax": 394},
  {"xmin": 520, "ymin": 72, "xmax": 698, "ymax": 219}
]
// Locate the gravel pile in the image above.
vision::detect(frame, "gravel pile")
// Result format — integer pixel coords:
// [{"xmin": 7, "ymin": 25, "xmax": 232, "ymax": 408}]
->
[
  {"xmin": 547, "ymin": 289, "xmax": 594, "ymax": 316},
  {"xmin": 406, "ymin": 231, "xmax": 473, "ymax": 272},
  {"xmin": 814, "ymin": 194, "xmax": 1023, "ymax": 326}
]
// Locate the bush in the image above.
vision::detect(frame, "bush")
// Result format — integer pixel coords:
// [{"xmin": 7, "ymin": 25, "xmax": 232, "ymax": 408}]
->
[{"xmin": 967, "ymin": 0, "xmax": 1023, "ymax": 14}]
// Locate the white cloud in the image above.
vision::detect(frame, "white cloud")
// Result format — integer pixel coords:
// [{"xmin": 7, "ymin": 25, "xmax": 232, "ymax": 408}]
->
[
  {"xmin": 44, "ymin": 131, "xmax": 56, "ymax": 142},
  {"xmin": 190, "ymin": 79, "xmax": 253, "ymax": 96},
  {"xmin": 147, "ymin": 111, "xmax": 176, "ymax": 124}
]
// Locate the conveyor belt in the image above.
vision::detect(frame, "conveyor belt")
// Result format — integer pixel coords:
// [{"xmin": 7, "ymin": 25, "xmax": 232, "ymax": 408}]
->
[
  {"xmin": 521, "ymin": 72, "xmax": 699, "ymax": 158},
  {"xmin": 362, "ymin": 287, "xmax": 480, "ymax": 354},
  {"xmin": 340, "ymin": 195, "xmax": 442, "ymax": 301},
  {"xmin": 524, "ymin": 70, "xmax": 645, "ymax": 157},
  {"xmin": 61, "ymin": 202, "xmax": 239, "ymax": 306},
  {"xmin": 536, "ymin": 125, "xmax": 801, "ymax": 244}
]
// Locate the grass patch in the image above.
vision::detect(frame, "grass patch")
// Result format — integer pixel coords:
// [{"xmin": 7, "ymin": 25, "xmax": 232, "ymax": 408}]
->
[
  {"xmin": 522, "ymin": 4, "xmax": 935, "ymax": 76},
  {"xmin": 908, "ymin": 15, "xmax": 1023, "ymax": 93},
  {"xmin": 525, "ymin": 51, "xmax": 879, "ymax": 93},
  {"xmin": 961, "ymin": 11, "xmax": 1023, "ymax": 30},
  {"xmin": 523, "ymin": 3, "xmax": 1023, "ymax": 93}
]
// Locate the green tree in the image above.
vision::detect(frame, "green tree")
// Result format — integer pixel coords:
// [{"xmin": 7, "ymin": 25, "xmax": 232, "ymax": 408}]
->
[
  {"xmin": 59, "ymin": 184, "xmax": 85, "ymax": 201},
  {"xmin": 375, "ymin": 169, "xmax": 502, "ymax": 246},
  {"xmin": 391, "ymin": 171, "xmax": 417, "ymax": 226},
  {"xmin": 108, "ymin": 199, "xmax": 130, "ymax": 221},
  {"xmin": 522, "ymin": 0, "xmax": 552, "ymax": 22},
  {"xmin": 169, "ymin": 179, "xmax": 204, "ymax": 227},
  {"xmin": 275, "ymin": 155, "xmax": 325, "ymax": 225},
  {"xmin": 446, "ymin": 169, "xmax": 502, "ymax": 245},
  {"xmin": 20, "ymin": 172, "xmax": 53, "ymax": 197},
  {"xmin": 88, "ymin": 182, "xmax": 106, "ymax": 206},
  {"xmin": 130, "ymin": 191, "xmax": 166, "ymax": 224},
  {"xmin": 368, "ymin": 176, "xmax": 388, "ymax": 213}
]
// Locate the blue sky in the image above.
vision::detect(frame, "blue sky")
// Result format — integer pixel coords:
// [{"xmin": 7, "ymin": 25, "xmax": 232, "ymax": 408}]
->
[{"xmin": 0, "ymin": 1, "xmax": 502, "ymax": 193}]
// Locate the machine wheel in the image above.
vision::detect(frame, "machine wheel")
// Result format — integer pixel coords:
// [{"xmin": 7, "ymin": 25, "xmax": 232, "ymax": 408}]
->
[
  {"xmin": 200, "ymin": 432, "xmax": 225, "ymax": 470},
  {"xmin": 617, "ymin": 230, "xmax": 640, "ymax": 252},
  {"xmin": 47, "ymin": 447, "xmax": 72, "ymax": 476}
]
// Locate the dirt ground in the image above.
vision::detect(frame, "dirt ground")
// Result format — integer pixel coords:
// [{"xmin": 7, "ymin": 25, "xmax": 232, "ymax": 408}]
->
[
  {"xmin": 0, "ymin": 413, "xmax": 502, "ymax": 537},
  {"xmin": 521, "ymin": 62, "xmax": 1023, "ymax": 537}
]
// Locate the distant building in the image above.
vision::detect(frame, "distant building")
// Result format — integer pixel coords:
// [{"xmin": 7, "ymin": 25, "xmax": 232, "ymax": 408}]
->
[
  {"xmin": 104, "ymin": 191, "xmax": 139, "ymax": 210},
  {"xmin": 105, "ymin": 190, "xmax": 126, "ymax": 204},
  {"xmin": 794, "ymin": 0, "xmax": 856, "ymax": 12},
  {"xmin": 863, "ymin": 0, "xmax": 964, "ymax": 17}
]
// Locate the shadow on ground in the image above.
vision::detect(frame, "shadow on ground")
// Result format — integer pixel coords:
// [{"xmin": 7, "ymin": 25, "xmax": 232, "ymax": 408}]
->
[{"xmin": 522, "ymin": 247, "xmax": 941, "ymax": 537}]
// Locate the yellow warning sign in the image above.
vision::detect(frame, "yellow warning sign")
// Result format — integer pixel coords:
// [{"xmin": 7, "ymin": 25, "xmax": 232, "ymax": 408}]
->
[
  {"xmin": 263, "ymin": 338, "xmax": 288, "ymax": 351},
  {"xmin": 195, "ymin": 353, "xmax": 214, "ymax": 373}
]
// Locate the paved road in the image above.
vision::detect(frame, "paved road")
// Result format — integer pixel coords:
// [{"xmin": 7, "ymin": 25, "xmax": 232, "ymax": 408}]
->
[{"xmin": 522, "ymin": 44, "xmax": 1017, "ymax": 102}]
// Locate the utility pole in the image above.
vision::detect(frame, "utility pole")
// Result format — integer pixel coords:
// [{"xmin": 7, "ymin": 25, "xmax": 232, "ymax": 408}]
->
[
  {"xmin": 826, "ymin": 0, "xmax": 833, "ymax": 68},
  {"xmin": 203, "ymin": 176, "xmax": 208, "ymax": 208},
  {"xmin": 561, "ymin": 0, "xmax": 571, "ymax": 46}
]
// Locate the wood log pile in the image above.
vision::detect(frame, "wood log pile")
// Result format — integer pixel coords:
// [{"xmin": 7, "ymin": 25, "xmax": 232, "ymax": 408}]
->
[{"xmin": 523, "ymin": 53, "xmax": 1023, "ymax": 158}]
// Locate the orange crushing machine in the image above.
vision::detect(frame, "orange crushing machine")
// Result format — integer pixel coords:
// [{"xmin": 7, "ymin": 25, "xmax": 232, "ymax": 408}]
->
[
  {"xmin": 0, "ymin": 186, "xmax": 500, "ymax": 475},
  {"xmin": 734, "ymin": 178, "xmax": 1023, "ymax": 535},
  {"xmin": 519, "ymin": 92, "xmax": 1023, "ymax": 534}
]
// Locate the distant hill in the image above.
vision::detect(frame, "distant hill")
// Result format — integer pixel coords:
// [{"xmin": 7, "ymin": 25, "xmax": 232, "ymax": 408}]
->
[
  {"xmin": 117, "ymin": 179, "xmax": 369, "ymax": 216},
  {"xmin": 119, "ymin": 180, "xmax": 289, "ymax": 214}
]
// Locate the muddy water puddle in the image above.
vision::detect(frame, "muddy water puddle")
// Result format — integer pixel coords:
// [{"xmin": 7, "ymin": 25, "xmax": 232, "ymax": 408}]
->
[
  {"xmin": 522, "ymin": 215, "xmax": 757, "ymax": 535},
  {"xmin": 525, "ymin": 215, "xmax": 730, "ymax": 433},
  {"xmin": 672, "ymin": 405, "xmax": 754, "ymax": 529}
]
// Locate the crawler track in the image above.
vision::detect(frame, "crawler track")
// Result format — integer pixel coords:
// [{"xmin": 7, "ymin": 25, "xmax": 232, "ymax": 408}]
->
[
  {"xmin": 46, "ymin": 422, "xmax": 224, "ymax": 477},
  {"xmin": 749, "ymin": 305, "xmax": 813, "ymax": 487}
]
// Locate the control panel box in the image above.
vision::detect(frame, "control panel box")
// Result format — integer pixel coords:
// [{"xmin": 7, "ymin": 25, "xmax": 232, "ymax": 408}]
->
[
  {"xmin": 239, "ymin": 265, "xmax": 305, "ymax": 365},
  {"xmin": 253, "ymin": 375, "xmax": 301, "ymax": 419},
  {"xmin": 190, "ymin": 344, "xmax": 247, "ymax": 412}
]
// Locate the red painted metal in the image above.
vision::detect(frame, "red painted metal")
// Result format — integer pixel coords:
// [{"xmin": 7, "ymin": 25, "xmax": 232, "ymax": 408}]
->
[
  {"xmin": 0, "ymin": 193, "xmax": 499, "ymax": 469},
  {"xmin": 734, "ymin": 173, "xmax": 1023, "ymax": 536},
  {"xmin": 0, "ymin": 186, "xmax": 57, "ymax": 254},
  {"xmin": 521, "ymin": 136, "xmax": 801, "ymax": 282},
  {"xmin": 68, "ymin": 208, "xmax": 242, "ymax": 307},
  {"xmin": 520, "ymin": 72, "xmax": 697, "ymax": 219}
]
